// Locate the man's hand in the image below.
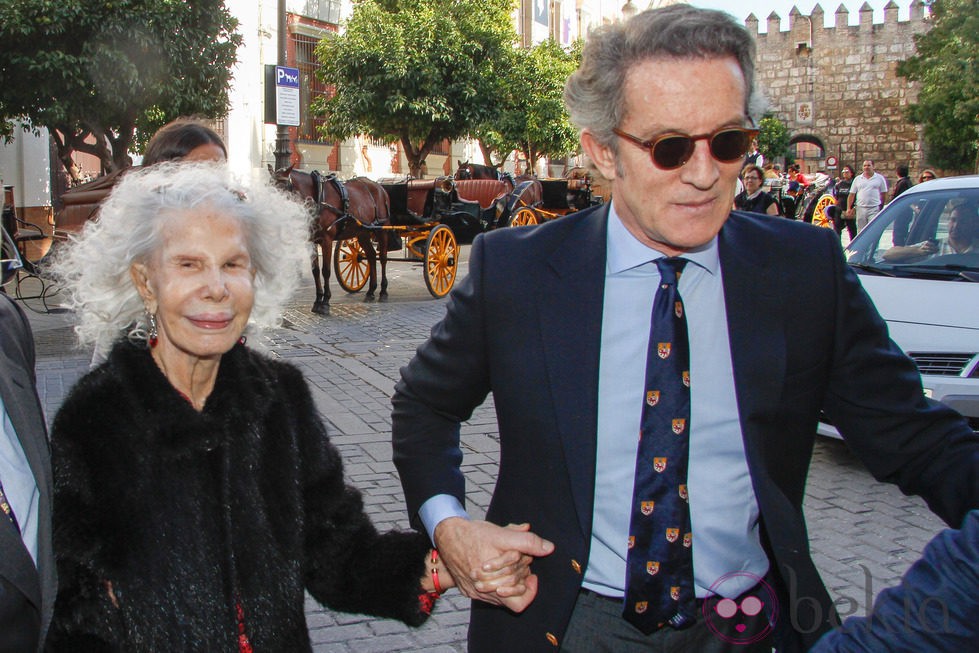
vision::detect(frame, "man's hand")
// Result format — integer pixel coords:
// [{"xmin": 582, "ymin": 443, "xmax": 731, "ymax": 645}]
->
[{"xmin": 434, "ymin": 517, "xmax": 554, "ymax": 613}]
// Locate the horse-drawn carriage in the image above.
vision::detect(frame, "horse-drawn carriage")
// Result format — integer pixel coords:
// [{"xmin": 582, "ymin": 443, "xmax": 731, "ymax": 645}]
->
[
  {"xmin": 508, "ymin": 172, "xmax": 603, "ymax": 226},
  {"xmin": 272, "ymin": 167, "xmax": 533, "ymax": 312},
  {"xmin": 333, "ymin": 175, "xmax": 525, "ymax": 300}
]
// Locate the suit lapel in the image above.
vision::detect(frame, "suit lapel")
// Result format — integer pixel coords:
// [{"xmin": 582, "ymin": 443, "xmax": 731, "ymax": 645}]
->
[
  {"xmin": 718, "ymin": 215, "xmax": 786, "ymax": 466},
  {"xmin": 537, "ymin": 207, "xmax": 608, "ymax": 537}
]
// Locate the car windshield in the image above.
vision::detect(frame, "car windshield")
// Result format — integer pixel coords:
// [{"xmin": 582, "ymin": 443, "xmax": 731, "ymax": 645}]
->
[{"xmin": 846, "ymin": 187, "xmax": 979, "ymax": 280}]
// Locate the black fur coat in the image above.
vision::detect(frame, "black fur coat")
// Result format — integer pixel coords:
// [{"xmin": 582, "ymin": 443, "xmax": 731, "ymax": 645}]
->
[{"xmin": 46, "ymin": 340, "xmax": 431, "ymax": 651}]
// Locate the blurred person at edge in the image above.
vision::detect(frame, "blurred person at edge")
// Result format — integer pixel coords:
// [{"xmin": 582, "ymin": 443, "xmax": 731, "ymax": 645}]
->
[
  {"xmin": 389, "ymin": 6, "xmax": 979, "ymax": 653},
  {"xmin": 0, "ymin": 293, "xmax": 56, "ymax": 653},
  {"xmin": 811, "ymin": 509, "xmax": 979, "ymax": 653},
  {"xmin": 89, "ymin": 117, "xmax": 228, "ymax": 368},
  {"xmin": 846, "ymin": 160, "xmax": 888, "ymax": 232},
  {"xmin": 44, "ymin": 163, "xmax": 530, "ymax": 650},
  {"xmin": 734, "ymin": 164, "xmax": 779, "ymax": 216}
]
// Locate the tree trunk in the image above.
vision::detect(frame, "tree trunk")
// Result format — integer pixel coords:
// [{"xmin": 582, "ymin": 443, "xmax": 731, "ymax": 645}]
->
[{"xmin": 478, "ymin": 139, "xmax": 498, "ymax": 167}]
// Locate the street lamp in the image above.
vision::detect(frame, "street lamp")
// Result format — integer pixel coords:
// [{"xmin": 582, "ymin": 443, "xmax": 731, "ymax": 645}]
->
[
  {"xmin": 621, "ymin": 0, "xmax": 638, "ymax": 20},
  {"xmin": 273, "ymin": 0, "xmax": 292, "ymax": 171}
]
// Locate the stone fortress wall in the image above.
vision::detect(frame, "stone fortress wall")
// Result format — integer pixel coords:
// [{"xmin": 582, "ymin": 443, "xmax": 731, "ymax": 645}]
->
[{"xmin": 746, "ymin": 1, "xmax": 931, "ymax": 180}]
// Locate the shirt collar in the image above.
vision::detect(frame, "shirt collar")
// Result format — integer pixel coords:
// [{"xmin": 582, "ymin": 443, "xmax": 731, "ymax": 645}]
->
[{"xmin": 606, "ymin": 201, "xmax": 720, "ymax": 276}]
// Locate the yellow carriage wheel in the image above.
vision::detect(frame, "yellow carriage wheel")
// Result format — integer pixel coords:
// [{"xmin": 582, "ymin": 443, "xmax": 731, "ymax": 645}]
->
[
  {"xmin": 423, "ymin": 225, "xmax": 458, "ymax": 298},
  {"xmin": 812, "ymin": 194, "xmax": 837, "ymax": 228},
  {"xmin": 333, "ymin": 238, "xmax": 370, "ymax": 293},
  {"xmin": 509, "ymin": 207, "xmax": 539, "ymax": 227}
]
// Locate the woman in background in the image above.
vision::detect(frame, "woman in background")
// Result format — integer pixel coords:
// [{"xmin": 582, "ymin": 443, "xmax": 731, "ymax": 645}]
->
[{"xmin": 734, "ymin": 164, "xmax": 779, "ymax": 216}]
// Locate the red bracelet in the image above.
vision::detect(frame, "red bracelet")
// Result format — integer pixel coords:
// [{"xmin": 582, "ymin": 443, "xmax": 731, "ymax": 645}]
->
[{"xmin": 430, "ymin": 549, "xmax": 443, "ymax": 596}]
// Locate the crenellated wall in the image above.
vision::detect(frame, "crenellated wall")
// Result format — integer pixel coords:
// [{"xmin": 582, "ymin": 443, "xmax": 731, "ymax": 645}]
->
[{"xmin": 746, "ymin": 1, "xmax": 930, "ymax": 179}]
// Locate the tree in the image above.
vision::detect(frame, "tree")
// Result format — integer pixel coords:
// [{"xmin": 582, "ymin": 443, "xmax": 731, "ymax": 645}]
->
[
  {"xmin": 757, "ymin": 112, "xmax": 791, "ymax": 167},
  {"xmin": 476, "ymin": 39, "xmax": 581, "ymax": 173},
  {"xmin": 314, "ymin": 0, "xmax": 516, "ymax": 177},
  {"xmin": 0, "ymin": 0, "xmax": 241, "ymax": 178},
  {"xmin": 897, "ymin": 0, "xmax": 979, "ymax": 173}
]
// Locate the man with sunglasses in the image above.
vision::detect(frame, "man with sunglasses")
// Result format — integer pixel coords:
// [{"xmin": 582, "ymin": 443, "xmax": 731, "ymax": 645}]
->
[{"xmin": 392, "ymin": 6, "xmax": 979, "ymax": 653}]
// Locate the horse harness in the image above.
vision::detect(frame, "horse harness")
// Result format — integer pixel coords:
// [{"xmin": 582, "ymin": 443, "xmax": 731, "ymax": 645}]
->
[{"xmin": 310, "ymin": 171, "xmax": 385, "ymax": 227}]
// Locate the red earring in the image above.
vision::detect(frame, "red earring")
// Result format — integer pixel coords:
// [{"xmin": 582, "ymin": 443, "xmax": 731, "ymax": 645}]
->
[{"xmin": 147, "ymin": 312, "xmax": 159, "ymax": 348}]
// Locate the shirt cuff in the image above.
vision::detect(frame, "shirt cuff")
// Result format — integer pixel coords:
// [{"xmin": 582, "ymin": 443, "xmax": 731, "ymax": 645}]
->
[{"xmin": 419, "ymin": 494, "xmax": 470, "ymax": 544}]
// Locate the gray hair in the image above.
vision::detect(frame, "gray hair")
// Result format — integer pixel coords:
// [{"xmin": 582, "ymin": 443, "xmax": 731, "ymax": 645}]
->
[
  {"xmin": 51, "ymin": 162, "xmax": 311, "ymax": 350},
  {"xmin": 564, "ymin": 5, "xmax": 763, "ymax": 150}
]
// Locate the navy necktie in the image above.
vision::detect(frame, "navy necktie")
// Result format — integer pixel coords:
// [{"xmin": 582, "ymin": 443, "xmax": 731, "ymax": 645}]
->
[{"xmin": 623, "ymin": 257, "xmax": 696, "ymax": 634}]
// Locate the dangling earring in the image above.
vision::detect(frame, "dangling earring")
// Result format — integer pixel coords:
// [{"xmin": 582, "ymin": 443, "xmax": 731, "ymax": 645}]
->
[
  {"xmin": 147, "ymin": 312, "xmax": 158, "ymax": 348},
  {"xmin": 238, "ymin": 335, "xmax": 247, "ymax": 346}
]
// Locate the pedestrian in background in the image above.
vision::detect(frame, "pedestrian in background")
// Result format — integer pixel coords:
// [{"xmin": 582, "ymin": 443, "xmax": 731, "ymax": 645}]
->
[
  {"xmin": 831, "ymin": 164, "xmax": 857, "ymax": 241},
  {"xmin": 0, "ymin": 293, "xmax": 56, "ymax": 652},
  {"xmin": 891, "ymin": 164, "xmax": 913, "ymax": 202},
  {"xmin": 734, "ymin": 164, "xmax": 779, "ymax": 216},
  {"xmin": 846, "ymin": 159, "xmax": 888, "ymax": 231},
  {"xmin": 390, "ymin": 6, "xmax": 979, "ymax": 652},
  {"xmin": 889, "ymin": 164, "xmax": 915, "ymax": 245},
  {"xmin": 918, "ymin": 169, "xmax": 937, "ymax": 184}
]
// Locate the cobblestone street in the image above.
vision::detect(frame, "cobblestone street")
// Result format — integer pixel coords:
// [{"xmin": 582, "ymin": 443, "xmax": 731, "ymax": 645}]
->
[{"xmin": 21, "ymin": 252, "xmax": 946, "ymax": 652}]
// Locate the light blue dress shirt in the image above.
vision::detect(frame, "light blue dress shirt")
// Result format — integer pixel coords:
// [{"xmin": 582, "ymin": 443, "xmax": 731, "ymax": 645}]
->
[
  {"xmin": 419, "ymin": 205, "xmax": 769, "ymax": 599},
  {"xmin": 0, "ymin": 392, "xmax": 41, "ymax": 566},
  {"xmin": 583, "ymin": 204, "xmax": 768, "ymax": 600}
]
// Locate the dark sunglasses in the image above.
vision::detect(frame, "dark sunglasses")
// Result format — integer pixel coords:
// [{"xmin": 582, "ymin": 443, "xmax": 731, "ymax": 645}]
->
[{"xmin": 613, "ymin": 126, "xmax": 760, "ymax": 170}]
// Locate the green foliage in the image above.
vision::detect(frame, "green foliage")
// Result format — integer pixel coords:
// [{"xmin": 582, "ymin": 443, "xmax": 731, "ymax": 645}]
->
[
  {"xmin": 757, "ymin": 113, "xmax": 790, "ymax": 165},
  {"xmin": 477, "ymin": 39, "xmax": 581, "ymax": 169},
  {"xmin": 0, "ymin": 0, "xmax": 241, "ymax": 174},
  {"xmin": 897, "ymin": 0, "xmax": 979, "ymax": 173},
  {"xmin": 314, "ymin": 0, "xmax": 517, "ymax": 175}
]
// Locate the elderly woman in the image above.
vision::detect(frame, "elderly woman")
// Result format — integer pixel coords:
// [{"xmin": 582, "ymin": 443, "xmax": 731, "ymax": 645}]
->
[{"xmin": 45, "ymin": 163, "xmax": 528, "ymax": 650}]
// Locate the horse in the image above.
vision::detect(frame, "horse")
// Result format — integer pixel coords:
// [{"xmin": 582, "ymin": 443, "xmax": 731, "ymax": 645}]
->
[
  {"xmin": 456, "ymin": 160, "xmax": 503, "ymax": 180},
  {"xmin": 270, "ymin": 165, "xmax": 390, "ymax": 314}
]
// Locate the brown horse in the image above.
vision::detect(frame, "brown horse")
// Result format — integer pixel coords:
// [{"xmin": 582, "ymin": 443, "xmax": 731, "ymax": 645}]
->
[
  {"xmin": 456, "ymin": 160, "xmax": 503, "ymax": 180},
  {"xmin": 270, "ymin": 166, "xmax": 390, "ymax": 314}
]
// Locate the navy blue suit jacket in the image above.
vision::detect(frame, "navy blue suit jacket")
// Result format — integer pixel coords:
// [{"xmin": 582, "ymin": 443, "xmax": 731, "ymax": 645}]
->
[{"xmin": 392, "ymin": 206, "xmax": 979, "ymax": 652}]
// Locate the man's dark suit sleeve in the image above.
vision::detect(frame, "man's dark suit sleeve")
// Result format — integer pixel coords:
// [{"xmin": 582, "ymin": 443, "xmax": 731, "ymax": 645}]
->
[{"xmin": 392, "ymin": 235, "xmax": 493, "ymax": 526}]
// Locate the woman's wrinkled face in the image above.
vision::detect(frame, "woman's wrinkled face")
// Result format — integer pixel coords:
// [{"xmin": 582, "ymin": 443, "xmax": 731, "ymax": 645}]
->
[{"xmin": 131, "ymin": 208, "xmax": 255, "ymax": 363}]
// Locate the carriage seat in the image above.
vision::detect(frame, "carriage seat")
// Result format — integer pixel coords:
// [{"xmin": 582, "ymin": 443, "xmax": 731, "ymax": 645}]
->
[
  {"xmin": 56, "ymin": 167, "xmax": 132, "ymax": 237},
  {"xmin": 453, "ymin": 179, "xmax": 512, "ymax": 210},
  {"xmin": 405, "ymin": 179, "xmax": 438, "ymax": 217}
]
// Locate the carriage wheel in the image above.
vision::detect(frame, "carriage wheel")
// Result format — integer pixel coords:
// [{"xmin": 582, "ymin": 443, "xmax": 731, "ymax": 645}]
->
[
  {"xmin": 333, "ymin": 238, "xmax": 370, "ymax": 293},
  {"xmin": 812, "ymin": 194, "xmax": 837, "ymax": 228},
  {"xmin": 423, "ymin": 225, "xmax": 458, "ymax": 299},
  {"xmin": 509, "ymin": 207, "xmax": 539, "ymax": 227}
]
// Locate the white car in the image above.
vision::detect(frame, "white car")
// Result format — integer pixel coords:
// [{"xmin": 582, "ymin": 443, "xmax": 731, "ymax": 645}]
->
[{"xmin": 817, "ymin": 175, "xmax": 979, "ymax": 438}]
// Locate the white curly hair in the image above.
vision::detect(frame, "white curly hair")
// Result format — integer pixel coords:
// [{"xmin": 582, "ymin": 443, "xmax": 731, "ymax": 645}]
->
[{"xmin": 51, "ymin": 161, "xmax": 312, "ymax": 351}]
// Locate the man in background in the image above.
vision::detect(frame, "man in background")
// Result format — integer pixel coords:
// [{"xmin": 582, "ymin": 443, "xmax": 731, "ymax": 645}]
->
[{"xmin": 846, "ymin": 159, "xmax": 888, "ymax": 231}]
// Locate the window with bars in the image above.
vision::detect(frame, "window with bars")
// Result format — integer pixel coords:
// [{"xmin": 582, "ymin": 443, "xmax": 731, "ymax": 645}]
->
[{"xmin": 293, "ymin": 32, "xmax": 332, "ymax": 143}]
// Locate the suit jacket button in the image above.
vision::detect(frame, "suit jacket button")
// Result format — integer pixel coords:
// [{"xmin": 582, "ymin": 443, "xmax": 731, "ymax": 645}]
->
[
  {"xmin": 571, "ymin": 559, "xmax": 582, "ymax": 574},
  {"xmin": 546, "ymin": 632, "xmax": 559, "ymax": 647}
]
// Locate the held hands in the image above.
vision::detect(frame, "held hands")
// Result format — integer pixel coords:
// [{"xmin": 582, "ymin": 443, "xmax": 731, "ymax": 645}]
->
[{"xmin": 433, "ymin": 518, "xmax": 554, "ymax": 612}]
